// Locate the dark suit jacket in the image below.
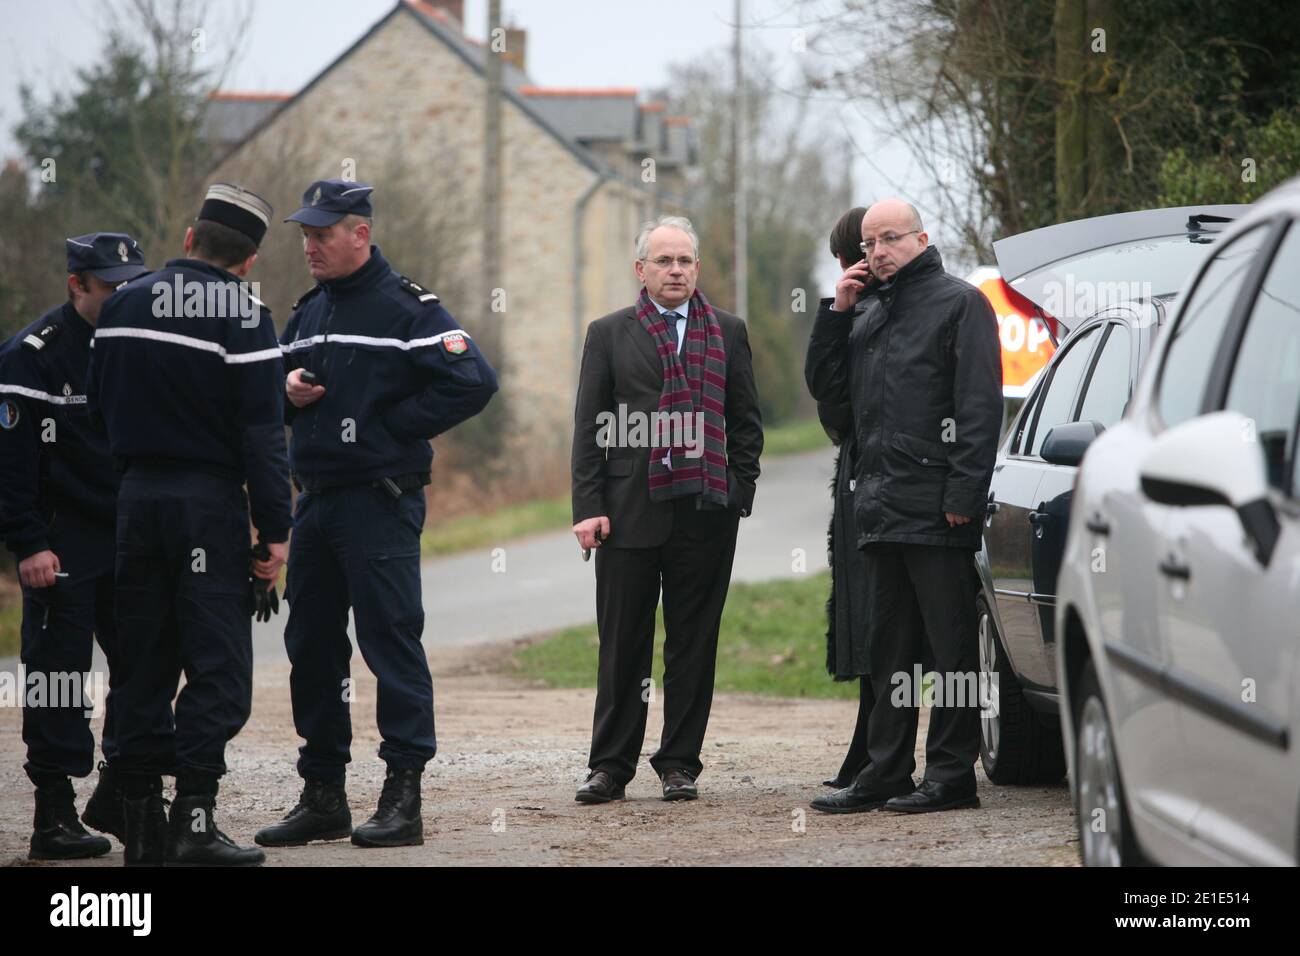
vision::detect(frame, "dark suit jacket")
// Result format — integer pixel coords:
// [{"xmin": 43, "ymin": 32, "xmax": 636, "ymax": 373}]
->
[{"xmin": 571, "ymin": 302, "xmax": 763, "ymax": 549}]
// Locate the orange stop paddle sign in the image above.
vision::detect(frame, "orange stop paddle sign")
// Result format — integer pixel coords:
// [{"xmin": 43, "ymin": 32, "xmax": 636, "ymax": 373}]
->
[{"xmin": 966, "ymin": 267, "xmax": 1057, "ymax": 398}]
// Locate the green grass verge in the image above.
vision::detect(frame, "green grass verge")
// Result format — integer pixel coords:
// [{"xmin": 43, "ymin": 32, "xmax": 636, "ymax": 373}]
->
[
  {"xmin": 507, "ymin": 570, "xmax": 858, "ymax": 700},
  {"xmin": 761, "ymin": 416, "xmax": 830, "ymax": 458},
  {"xmin": 421, "ymin": 418, "xmax": 828, "ymax": 559},
  {"xmin": 0, "ymin": 598, "xmax": 21, "ymax": 658},
  {"xmin": 422, "ymin": 494, "xmax": 571, "ymax": 558}
]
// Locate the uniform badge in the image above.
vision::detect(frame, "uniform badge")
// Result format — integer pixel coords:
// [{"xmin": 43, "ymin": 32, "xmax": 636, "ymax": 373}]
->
[
  {"xmin": 311, "ymin": 187, "xmax": 322, "ymax": 206},
  {"xmin": 117, "ymin": 240, "xmax": 128, "ymax": 262},
  {"xmin": 0, "ymin": 399, "xmax": 18, "ymax": 430},
  {"xmin": 443, "ymin": 332, "xmax": 468, "ymax": 355}
]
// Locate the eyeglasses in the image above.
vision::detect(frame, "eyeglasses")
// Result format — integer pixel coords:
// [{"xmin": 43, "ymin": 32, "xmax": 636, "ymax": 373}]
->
[
  {"xmin": 860, "ymin": 230, "xmax": 920, "ymax": 254},
  {"xmin": 643, "ymin": 256, "xmax": 698, "ymax": 269}
]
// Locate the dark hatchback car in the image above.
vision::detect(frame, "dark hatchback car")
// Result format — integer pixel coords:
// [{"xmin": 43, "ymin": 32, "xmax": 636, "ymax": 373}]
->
[{"xmin": 975, "ymin": 204, "xmax": 1248, "ymax": 785}]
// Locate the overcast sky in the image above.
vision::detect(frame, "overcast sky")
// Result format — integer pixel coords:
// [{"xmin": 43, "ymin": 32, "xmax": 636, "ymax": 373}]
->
[{"xmin": 0, "ymin": 0, "xmax": 953, "ymax": 275}]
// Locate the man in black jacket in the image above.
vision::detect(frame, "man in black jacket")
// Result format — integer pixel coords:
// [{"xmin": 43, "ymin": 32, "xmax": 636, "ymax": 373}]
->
[
  {"xmin": 805, "ymin": 198, "xmax": 1002, "ymax": 814},
  {"xmin": 570, "ymin": 216, "xmax": 762, "ymax": 804},
  {"xmin": 91, "ymin": 184, "xmax": 291, "ymax": 864}
]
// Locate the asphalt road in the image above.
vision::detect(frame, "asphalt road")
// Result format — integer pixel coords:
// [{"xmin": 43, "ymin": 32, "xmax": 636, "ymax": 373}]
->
[
  {"xmin": 250, "ymin": 447, "xmax": 835, "ymax": 660},
  {"xmin": 0, "ymin": 447, "xmax": 836, "ymax": 675}
]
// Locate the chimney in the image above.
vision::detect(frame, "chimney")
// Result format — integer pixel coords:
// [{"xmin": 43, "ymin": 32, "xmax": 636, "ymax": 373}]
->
[
  {"xmin": 425, "ymin": 0, "xmax": 464, "ymax": 27},
  {"xmin": 502, "ymin": 26, "xmax": 526, "ymax": 73}
]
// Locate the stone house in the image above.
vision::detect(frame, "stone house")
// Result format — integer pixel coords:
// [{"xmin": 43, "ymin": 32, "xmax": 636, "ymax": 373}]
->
[{"xmin": 206, "ymin": 0, "xmax": 696, "ymax": 482}]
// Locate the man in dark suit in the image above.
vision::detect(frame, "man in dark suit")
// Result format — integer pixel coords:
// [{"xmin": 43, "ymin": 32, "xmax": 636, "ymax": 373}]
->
[{"xmin": 570, "ymin": 216, "xmax": 763, "ymax": 803}]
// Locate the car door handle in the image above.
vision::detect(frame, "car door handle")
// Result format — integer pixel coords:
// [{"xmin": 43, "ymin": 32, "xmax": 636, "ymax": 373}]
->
[
  {"xmin": 1158, "ymin": 555, "xmax": 1191, "ymax": 581},
  {"xmin": 1085, "ymin": 514, "xmax": 1110, "ymax": 535}
]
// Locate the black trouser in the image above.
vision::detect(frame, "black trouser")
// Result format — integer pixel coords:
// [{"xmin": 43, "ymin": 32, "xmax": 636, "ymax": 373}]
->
[
  {"xmin": 283, "ymin": 484, "xmax": 434, "ymax": 779},
  {"xmin": 111, "ymin": 469, "xmax": 253, "ymax": 780},
  {"xmin": 588, "ymin": 500, "xmax": 740, "ymax": 785},
  {"xmin": 832, "ymin": 678, "xmax": 875, "ymax": 787},
  {"xmin": 856, "ymin": 542, "xmax": 980, "ymax": 789},
  {"xmin": 21, "ymin": 514, "xmax": 120, "ymax": 783}
]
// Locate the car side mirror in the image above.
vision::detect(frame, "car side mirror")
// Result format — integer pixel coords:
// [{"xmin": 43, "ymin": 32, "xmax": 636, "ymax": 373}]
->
[
  {"xmin": 1139, "ymin": 410, "xmax": 1280, "ymax": 566},
  {"xmin": 1041, "ymin": 420, "xmax": 1105, "ymax": 467}
]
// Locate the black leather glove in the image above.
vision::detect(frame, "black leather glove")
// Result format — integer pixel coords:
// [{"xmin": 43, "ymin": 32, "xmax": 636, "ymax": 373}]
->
[{"xmin": 250, "ymin": 542, "xmax": 280, "ymax": 622}]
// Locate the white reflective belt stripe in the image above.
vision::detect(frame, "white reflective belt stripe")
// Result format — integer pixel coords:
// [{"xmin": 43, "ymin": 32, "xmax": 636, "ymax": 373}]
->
[
  {"xmin": 94, "ymin": 327, "xmax": 283, "ymax": 364},
  {"xmin": 0, "ymin": 384, "xmax": 84, "ymax": 405},
  {"xmin": 281, "ymin": 329, "xmax": 470, "ymax": 352}
]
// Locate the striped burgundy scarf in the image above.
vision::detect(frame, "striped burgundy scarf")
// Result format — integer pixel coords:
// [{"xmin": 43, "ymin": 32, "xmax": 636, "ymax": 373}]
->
[{"xmin": 635, "ymin": 286, "xmax": 729, "ymax": 506}]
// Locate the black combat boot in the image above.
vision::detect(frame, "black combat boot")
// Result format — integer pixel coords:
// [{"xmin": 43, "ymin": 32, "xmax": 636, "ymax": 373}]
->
[
  {"xmin": 351, "ymin": 767, "xmax": 423, "ymax": 848},
  {"xmin": 166, "ymin": 774, "xmax": 264, "ymax": 866},
  {"xmin": 81, "ymin": 761, "xmax": 126, "ymax": 842},
  {"xmin": 28, "ymin": 776, "xmax": 112, "ymax": 860},
  {"xmin": 254, "ymin": 777, "xmax": 352, "ymax": 847},
  {"xmin": 122, "ymin": 775, "xmax": 167, "ymax": 867}
]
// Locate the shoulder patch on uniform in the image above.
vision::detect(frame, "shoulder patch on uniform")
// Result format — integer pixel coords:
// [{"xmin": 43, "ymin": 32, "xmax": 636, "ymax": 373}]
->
[
  {"xmin": 0, "ymin": 398, "xmax": 18, "ymax": 429},
  {"xmin": 442, "ymin": 332, "xmax": 468, "ymax": 354},
  {"xmin": 22, "ymin": 324, "xmax": 60, "ymax": 351},
  {"xmin": 291, "ymin": 286, "xmax": 323, "ymax": 311},
  {"xmin": 399, "ymin": 276, "xmax": 440, "ymax": 304}
]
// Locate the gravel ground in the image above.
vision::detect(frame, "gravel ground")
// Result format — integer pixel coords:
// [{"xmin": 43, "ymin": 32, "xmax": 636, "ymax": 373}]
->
[{"xmin": 1, "ymin": 641, "xmax": 1079, "ymax": 867}]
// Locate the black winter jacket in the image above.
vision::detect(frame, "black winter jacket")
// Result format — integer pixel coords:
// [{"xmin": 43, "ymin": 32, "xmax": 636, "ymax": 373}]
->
[{"xmin": 805, "ymin": 245, "xmax": 1002, "ymax": 550}]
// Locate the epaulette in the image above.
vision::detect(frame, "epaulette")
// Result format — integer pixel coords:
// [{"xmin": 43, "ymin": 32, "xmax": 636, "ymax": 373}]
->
[
  {"xmin": 399, "ymin": 276, "xmax": 440, "ymax": 304},
  {"xmin": 21, "ymin": 323, "xmax": 61, "ymax": 352},
  {"xmin": 291, "ymin": 285, "xmax": 324, "ymax": 311}
]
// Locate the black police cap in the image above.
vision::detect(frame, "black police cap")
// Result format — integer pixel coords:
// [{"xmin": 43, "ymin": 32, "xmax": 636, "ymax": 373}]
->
[
  {"xmin": 285, "ymin": 179, "xmax": 375, "ymax": 227},
  {"xmin": 198, "ymin": 183, "xmax": 274, "ymax": 247},
  {"xmin": 65, "ymin": 232, "xmax": 149, "ymax": 283}
]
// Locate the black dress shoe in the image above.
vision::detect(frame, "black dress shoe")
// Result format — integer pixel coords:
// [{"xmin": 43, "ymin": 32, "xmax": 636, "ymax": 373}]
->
[
  {"xmin": 81, "ymin": 761, "xmax": 125, "ymax": 843},
  {"xmin": 255, "ymin": 778, "xmax": 352, "ymax": 847},
  {"xmin": 28, "ymin": 778, "xmax": 112, "ymax": 860},
  {"xmin": 575, "ymin": 770, "xmax": 625, "ymax": 804},
  {"xmin": 884, "ymin": 779, "xmax": 980, "ymax": 813},
  {"xmin": 352, "ymin": 767, "xmax": 423, "ymax": 847},
  {"xmin": 166, "ymin": 795, "xmax": 265, "ymax": 866},
  {"xmin": 660, "ymin": 769, "xmax": 698, "ymax": 801},
  {"xmin": 810, "ymin": 776, "xmax": 913, "ymax": 814}
]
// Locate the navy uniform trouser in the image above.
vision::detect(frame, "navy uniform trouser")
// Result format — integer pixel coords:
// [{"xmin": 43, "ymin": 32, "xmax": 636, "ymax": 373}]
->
[
  {"xmin": 111, "ymin": 469, "xmax": 253, "ymax": 779},
  {"xmin": 283, "ymin": 483, "xmax": 433, "ymax": 780},
  {"xmin": 21, "ymin": 512, "xmax": 120, "ymax": 784}
]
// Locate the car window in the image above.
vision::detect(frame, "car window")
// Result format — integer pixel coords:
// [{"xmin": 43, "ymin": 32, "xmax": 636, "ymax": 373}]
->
[
  {"xmin": 1157, "ymin": 225, "xmax": 1269, "ymax": 428},
  {"xmin": 1223, "ymin": 223, "xmax": 1300, "ymax": 494},
  {"xmin": 1024, "ymin": 325, "xmax": 1099, "ymax": 457},
  {"xmin": 1077, "ymin": 324, "xmax": 1132, "ymax": 429}
]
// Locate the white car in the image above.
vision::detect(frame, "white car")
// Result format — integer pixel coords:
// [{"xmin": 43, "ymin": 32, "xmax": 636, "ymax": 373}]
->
[{"xmin": 1055, "ymin": 178, "xmax": 1300, "ymax": 866}]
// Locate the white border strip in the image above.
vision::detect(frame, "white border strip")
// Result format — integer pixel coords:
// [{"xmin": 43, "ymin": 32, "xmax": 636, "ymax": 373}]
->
[
  {"xmin": 281, "ymin": 329, "xmax": 471, "ymax": 353},
  {"xmin": 94, "ymin": 327, "xmax": 283, "ymax": 364},
  {"xmin": 0, "ymin": 384, "xmax": 84, "ymax": 405}
]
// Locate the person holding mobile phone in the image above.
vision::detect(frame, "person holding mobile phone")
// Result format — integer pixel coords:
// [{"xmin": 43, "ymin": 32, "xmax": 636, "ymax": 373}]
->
[{"xmin": 260, "ymin": 179, "xmax": 498, "ymax": 851}]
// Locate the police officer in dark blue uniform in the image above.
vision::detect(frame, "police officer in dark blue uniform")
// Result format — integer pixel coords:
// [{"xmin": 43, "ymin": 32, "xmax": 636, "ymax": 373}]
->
[
  {"xmin": 255, "ymin": 179, "xmax": 497, "ymax": 850},
  {"xmin": 0, "ymin": 233, "xmax": 148, "ymax": 859},
  {"xmin": 90, "ymin": 184, "xmax": 292, "ymax": 866}
]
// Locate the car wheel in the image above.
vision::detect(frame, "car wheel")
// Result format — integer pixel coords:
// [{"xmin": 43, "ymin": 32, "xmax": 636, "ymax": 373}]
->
[
  {"xmin": 1073, "ymin": 659, "xmax": 1146, "ymax": 866},
  {"xmin": 977, "ymin": 596, "xmax": 1066, "ymax": 785}
]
